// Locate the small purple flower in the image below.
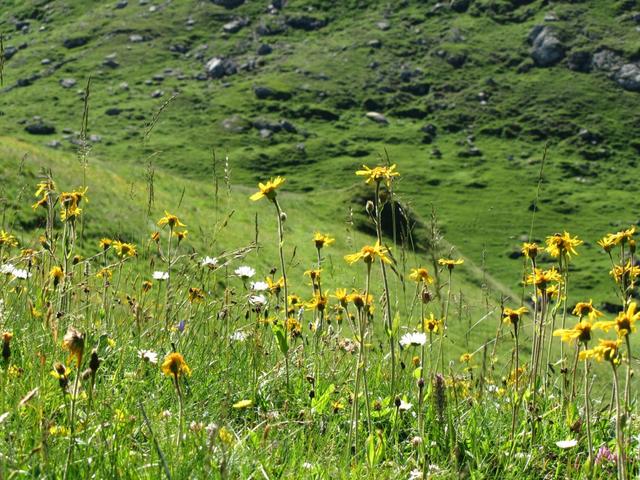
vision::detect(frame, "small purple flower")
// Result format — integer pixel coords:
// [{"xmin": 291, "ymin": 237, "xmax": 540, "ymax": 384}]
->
[
  {"xmin": 595, "ymin": 445, "xmax": 617, "ymax": 465},
  {"xmin": 178, "ymin": 320, "xmax": 185, "ymax": 333}
]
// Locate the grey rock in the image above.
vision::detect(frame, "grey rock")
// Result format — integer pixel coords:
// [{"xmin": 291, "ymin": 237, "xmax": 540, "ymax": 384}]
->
[
  {"xmin": 105, "ymin": 107, "xmax": 122, "ymax": 116},
  {"xmin": 221, "ymin": 115, "xmax": 251, "ymax": 133},
  {"xmin": 376, "ymin": 20, "xmax": 390, "ymax": 31},
  {"xmin": 119, "ymin": 81, "xmax": 129, "ymax": 90},
  {"xmin": 615, "ymin": 63, "xmax": 640, "ymax": 92},
  {"xmin": 450, "ymin": 0, "xmax": 470, "ymax": 13},
  {"xmin": 25, "ymin": 120, "xmax": 55, "ymax": 135},
  {"xmin": 205, "ymin": 57, "xmax": 237, "ymax": 78},
  {"xmin": 257, "ymin": 43, "xmax": 272, "ymax": 55},
  {"xmin": 41, "ymin": 58, "xmax": 51, "ymax": 65},
  {"xmin": 367, "ymin": 39, "xmax": 382, "ymax": 49},
  {"xmin": 129, "ymin": 34, "xmax": 144, "ymax": 43},
  {"xmin": 529, "ymin": 26, "xmax": 564, "ymax": 67},
  {"xmin": 544, "ymin": 11, "xmax": 559, "ymax": 22},
  {"xmin": 63, "ymin": 36, "xmax": 88, "ymax": 49},
  {"xmin": 259, "ymin": 129, "xmax": 273, "ymax": 138},
  {"xmin": 151, "ymin": 89, "xmax": 164, "ymax": 98},
  {"xmin": 103, "ymin": 54, "xmax": 119, "ymax": 68},
  {"xmin": 89, "ymin": 134, "xmax": 102, "ymax": 143},
  {"xmin": 211, "ymin": 0, "xmax": 245, "ymax": 8},
  {"xmin": 253, "ymin": 86, "xmax": 291, "ymax": 100},
  {"xmin": 60, "ymin": 78, "xmax": 77, "ymax": 89},
  {"xmin": 567, "ymin": 50, "xmax": 592, "ymax": 73},
  {"xmin": 169, "ymin": 44, "xmax": 189, "ymax": 54},
  {"xmin": 223, "ymin": 18, "xmax": 248, "ymax": 33},
  {"xmin": 46, "ymin": 140, "xmax": 62, "ymax": 149},
  {"xmin": 115, "ymin": 0, "xmax": 128, "ymax": 8},
  {"xmin": 286, "ymin": 15, "xmax": 327, "ymax": 31},
  {"xmin": 592, "ymin": 49, "xmax": 623, "ymax": 72},
  {"xmin": 366, "ymin": 112, "xmax": 389, "ymax": 124},
  {"xmin": 3, "ymin": 46, "xmax": 18, "ymax": 60},
  {"xmin": 153, "ymin": 74, "xmax": 165, "ymax": 82}
]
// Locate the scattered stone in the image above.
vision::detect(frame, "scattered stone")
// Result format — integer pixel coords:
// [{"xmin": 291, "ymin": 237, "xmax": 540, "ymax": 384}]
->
[
  {"xmin": 366, "ymin": 112, "xmax": 389, "ymax": 124},
  {"xmin": 221, "ymin": 115, "xmax": 251, "ymax": 133},
  {"xmin": 211, "ymin": 0, "xmax": 245, "ymax": 8},
  {"xmin": 103, "ymin": 54, "xmax": 119, "ymax": 68},
  {"xmin": 376, "ymin": 20, "xmax": 390, "ymax": 31},
  {"xmin": 205, "ymin": 57, "xmax": 237, "ymax": 78},
  {"xmin": 3, "ymin": 46, "xmax": 18, "ymax": 60},
  {"xmin": 256, "ymin": 19, "xmax": 287, "ymax": 36},
  {"xmin": 615, "ymin": 63, "xmax": 640, "ymax": 92},
  {"xmin": 129, "ymin": 34, "xmax": 144, "ymax": 43},
  {"xmin": 60, "ymin": 78, "xmax": 77, "ymax": 89},
  {"xmin": 41, "ymin": 58, "xmax": 51, "ymax": 65},
  {"xmin": 14, "ymin": 20, "xmax": 30, "ymax": 31},
  {"xmin": 259, "ymin": 129, "xmax": 273, "ymax": 139},
  {"xmin": 169, "ymin": 44, "xmax": 189, "ymax": 54},
  {"xmin": 544, "ymin": 11, "xmax": 559, "ymax": 22},
  {"xmin": 186, "ymin": 17, "xmax": 196, "ymax": 27},
  {"xmin": 151, "ymin": 89, "xmax": 164, "ymax": 98},
  {"xmin": 257, "ymin": 43, "xmax": 272, "ymax": 55},
  {"xmin": 119, "ymin": 81, "xmax": 129, "ymax": 90},
  {"xmin": 223, "ymin": 18, "xmax": 248, "ymax": 33},
  {"xmin": 46, "ymin": 140, "xmax": 62, "ymax": 149},
  {"xmin": 529, "ymin": 26, "xmax": 564, "ymax": 67},
  {"xmin": 567, "ymin": 50, "xmax": 591, "ymax": 73},
  {"xmin": 25, "ymin": 118, "xmax": 55, "ymax": 135},
  {"xmin": 367, "ymin": 39, "xmax": 382, "ymax": 49},
  {"xmin": 89, "ymin": 134, "xmax": 102, "ymax": 143},
  {"xmin": 450, "ymin": 0, "xmax": 470, "ymax": 13},
  {"xmin": 285, "ymin": 15, "xmax": 327, "ymax": 31},
  {"xmin": 153, "ymin": 74, "xmax": 165, "ymax": 82},
  {"xmin": 105, "ymin": 107, "xmax": 122, "ymax": 116},
  {"xmin": 253, "ymin": 86, "xmax": 291, "ymax": 100},
  {"xmin": 115, "ymin": 0, "xmax": 128, "ymax": 8},
  {"xmin": 592, "ymin": 49, "xmax": 623, "ymax": 71},
  {"xmin": 63, "ymin": 36, "xmax": 88, "ymax": 49}
]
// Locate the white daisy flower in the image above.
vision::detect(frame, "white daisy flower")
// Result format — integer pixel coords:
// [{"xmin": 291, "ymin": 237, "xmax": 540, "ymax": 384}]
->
[
  {"xmin": 230, "ymin": 330, "xmax": 248, "ymax": 342},
  {"xmin": 398, "ymin": 400, "xmax": 413, "ymax": 411},
  {"xmin": 11, "ymin": 267, "xmax": 31, "ymax": 280},
  {"xmin": 249, "ymin": 294, "xmax": 267, "ymax": 307},
  {"xmin": 152, "ymin": 271, "xmax": 169, "ymax": 281},
  {"xmin": 399, "ymin": 332, "xmax": 426, "ymax": 348},
  {"xmin": 235, "ymin": 265, "xmax": 255, "ymax": 279},
  {"xmin": 250, "ymin": 281, "xmax": 269, "ymax": 291},
  {"xmin": 556, "ymin": 439, "xmax": 578, "ymax": 449},
  {"xmin": 202, "ymin": 256, "xmax": 218, "ymax": 268},
  {"xmin": 137, "ymin": 349, "xmax": 158, "ymax": 364}
]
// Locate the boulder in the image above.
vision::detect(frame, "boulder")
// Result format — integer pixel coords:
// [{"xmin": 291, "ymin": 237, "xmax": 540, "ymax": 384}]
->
[
  {"xmin": 253, "ymin": 86, "xmax": 291, "ymax": 100},
  {"xmin": 63, "ymin": 37, "xmax": 89, "ymax": 49},
  {"xmin": 285, "ymin": 16, "xmax": 327, "ymax": 31},
  {"xmin": 221, "ymin": 115, "xmax": 251, "ymax": 133},
  {"xmin": 60, "ymin": 78, "xmax": 77, "ymax": 89},
  {"xmin": 25, "ymin": 119, "xmax": 55, "ymax": 135},
  {"xmin": 567, "ymin": 50, "xmax": 592, "ymax": 73},
  {"xmin": 591, "ymin": 49, "xmax": 622, "ymax": 71},
  {"xmin": 366, "ymin": 112, "xmax": 389, "ymax": 124},
  {"xmin": 529, "ymin": 26, "xmax": 564, "ymax": 67},
  {"xmin": 615, "ymin": 64, "xmax": 640, "ymax": 92},
  {"xmin": 205, "ymin": 57, "xmax": 237, "ymax": 78},
  {"xmin": 115, "ymin": 0, "xmax": 128, "ymax": 8},
  {"xmin": 223, "ymin": 19, "xmax": 248, "ymax": 33},
  {"xmin": 257, "ymin": 43, "xmax": 272, "ymax": 55},
  {"xmin": 3, "ymin": 46, "xmax": 18, "ymax": 61},
  {"xmin": 105, "ymin": 107, "xmax": 122, "ymax": 116}
]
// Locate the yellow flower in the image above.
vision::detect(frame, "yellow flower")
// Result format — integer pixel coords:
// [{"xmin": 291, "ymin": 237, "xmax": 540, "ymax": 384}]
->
[
  {"xmin": 612, "ymin": 226, "xmax": 636, "ymax": 245},
  {"xmin": 188, "ymin": 287, "xmax": 205, "ymax": 303},
  {"xmin": 597, "ymin": 234, "xmax": 617, "ymax": 253},
  {"xmin": 579, "ymin": 339, "xmax": 622, "ymax": 365},
  {"xmin": 250, "ymin": 176, "xmax": 285, "ymax": 201},
  {"xmin": 459, "ymin": 353, "xmax": 473, "ymax": 363},
  {"xmin": 526, "ymin": 267, "xmax": 562, "ymax": 290},
  {"xmin": 161, "ymin": 352, "xmax": 191, "ymax": 377},
  {"xmin": 502, "ymin": 307, "xmax": 528, "ymax": 326},
  {"xmin": 306, "ymin": 292, "xmax": 328, "ymax": 312},
  {"xmin": 288, "ymin": 294, "xmax": 302, "ymax": 306},
  {"xmin": 572, "ymin": 300, "xmax": 603, "ymax": 321},
  {"xmin": 32, "ymin": 179, "xmax": 56, "ymax": 209},
  {"xmin": 313, "ymin": 232, "xmax": 335, "ymax": 249},
  {"xmin": 232, "ymin": 399, "xmax": 253, "ymax": 409},
  {"xmin": 545, "ymin": 232, "xmax": 582, "ymax": 258},
  {"xmin": 157, "ymin": 211, "xmax": 186, "ymax": 229},
  {"xmin": 609, "ymin": 260, "xmax": 640, "ymax": 285},
  {"xmin": 99, "ymin": 238, "xmax": 113, "ymax": 250},
  {"xmin": 113, "ymin": 241, "xmax": 137, "ymax": 258},
  {"xmin": 173, "ymin": 230, "xmax": 188, "ymax": 242},
  {"xmin": 344, "ymin": 241, "xmax": 391, "ymax": 265},
  {"xmin": 553, "ymin": 321, "xmax": 592, "ymax": 344},
  {"xmin": 333, "ymin": 288, "xmax": 349, "ymax": 307},
  {"xmin": 60, "ymin": 204, "xmax": 82, "ymax": 222},
  {"xmin": 303, "ymin": 269, "xmax": 322, "ymax": 281},
  {"xmin": 355, "ymin": 164, "xmax": 400, "ymax": 186},
  {"xmin": 218, "ymin": 426, "xmax": 234, "ymax": 446},
  {"xmin": 266, "ymin": 276, "xmax": 284, "ymax": 295},
  {"xmin": 150, "ymin": 231, "xmax": 160, "ymax": 243},
  {"xmin": 409, "ymin": 267, "xmax": 433, "ymax": 284},
  {"xmin": 438, "ymin": 258, "xmax": 464, "ymax": 270},
  {"xmin": 50, "ymin": 266, "xmax": 64, "ymax": 287},
  {"xmin": 62, "ymin": 326, "xmax": 85, "ymax": 367},
  {"xmin": 521, "ymin": 242, "xmax": 538, "ymax": 259},
  {"xmin": 422, "ymin": 313, "xmax": 442, "ymax": 333},
  {"xmin": 0, "ymin": 230, "xmax": 18, "ymax": 248},
  {"xmin": 96, "ymin": 267, "xmax": 112, "ymax": 279},
  {"xmin": 349, "ymin": 292, "xmax": 374, "ymax": 311},
  {"xmin": 2, "ymin": 332, "xmax": 12, "ymax": 361},
  {"xmin": 593, "ymin": 302, "xmax": 639, "ymax": 337}
]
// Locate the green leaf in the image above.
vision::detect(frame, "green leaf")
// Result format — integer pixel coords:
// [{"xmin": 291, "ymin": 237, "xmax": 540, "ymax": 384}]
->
[
  {"xmin": 311, "ymin": 383, "xmax": 335, "ymax": 414},
  {"xmin": 271, "ymin": 323, "xmax": 289, "ymax": 355}
]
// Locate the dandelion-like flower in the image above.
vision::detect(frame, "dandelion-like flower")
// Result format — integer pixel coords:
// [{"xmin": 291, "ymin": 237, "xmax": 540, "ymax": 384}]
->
[
  {"xmin": 521, "ymin": 242, "xmax": 538, "ymax": 259},
  {"xmin": 157, "ymin": 211, "xmax": 186, "ymax": 229},
  {"xmin": 545, "ymin": 232, "xmax": 582, "ymax": 258},
  {"xmin": 553, "ymin": 321, "xmax": 592, "ymax": 344},
  {"xmin": 0, "ymin": 230, "xmax": 18, "ymax": 248},
  {"xmin": 113, "ymin": 241, "xmax": 137, "ymax": 258},
  {"xmin": 593, "ymin": 302, "xmax": 639, "ymax": 337},
  {"xmin": 306, "ymin": 293, "xmax": 328, "ymax": 312},
  {"xmin": 355, "ymin": 164, "xmax": 400, "ymax": 186},
  {"xmin": 572, "ymin": 300, "xmax": 603, "ymax": 321},
  {"xmin": 344, "ymin": 241, "xmax": 391, "ymax": 265},
  {"xmin": 526, "ymin": 267, "xmax": 562, "ymax": 290},
  {"xmin": 188, "ymin": 287, "xmax": 205, "ymax": 303},
  {"xmin": 249, "ymin": 177, "xmax": 285, "ymax": 202},
  {"xmin": 313, "ymin": 232, "xmax": 334, "ymax": 249},
  {"xmin": 50, "ymin": 266, "xmax": 64, "ymax": 287},
  {"xmin": 502, "ymin": 307, "xmax": 528, "ymax": 327},
  {"xmin": 438, "ymin": 258, "xmax": 464, "ymax": 270},
  {"xmin": 161, "ymin": 352, "xmax": 191, "ymax": 377},
  {"xmin": 409, "ymin": 267, "xmax": 433, "ymax": 284},
  {"xmin": 579, "ymin": 339, "xmax": 622, "ymax": 364},
  {"xmin": 422, "ymin": 313, "xmax": 442, "ymax": 333}
]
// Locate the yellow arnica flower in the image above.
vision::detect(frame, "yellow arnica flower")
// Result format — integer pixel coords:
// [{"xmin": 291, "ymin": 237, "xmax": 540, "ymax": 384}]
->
[
  {"xmin": 266, "ymin": 276, "xmax": 284, "ymax": 295},
  {"xmin": 438, "ymin": 258, "xmax": 464, "ymax": 270},
  {"xmin": 553, "ymin": 321, "xmax": 592, "ymax": 344},
  {"xmin": 355, "ymin": 164, "xmax": 400, "ymax": 186},
  {"xmin": 521, "ymin": 242, "xmax": 538, "ymax": 259},
  {"xmin": 503, "ymin": 307, "xmax": 528, "ymax": 326},
  {"xmin": 409, "ymin": 267, "xmax": 433, "ymax": 284},
  {"xmin": 333, "ymin": 288, "xmax": 349, "ymax": 307},
  {"xmin": 99, "ymin": 238, "xmax": 113, "ymax": 250},
  {"xmin": 597, "ymin": 234, "xmax": 617, "ymax": 253},
  {"xmin": 157, "ymin": 211, "xmax": 186, "ymax": 229},
  {"xmin": 288, "ymin": 294, "xmax": 302, "ymax": 306},
  {"xmin": 593, "ymin": 302, "xmax": 639, "ymax": 337},
  {"xmin": 303, "ymin": 269, "xmax": 322, "ymax": 281},
  {"xmin": 609, "ymin": 260, "xmax": 640, "ymax": 285},
  {"xmin": 62, "ymin": 326, "xmax": 85, "ymax": 367},
  {"xmin": 579, "ymin": 339, "xmax": 622, "ymax": 365},
  {"xmin": 313, "ymin": 232, "xmax": 335, "ymax": 249},
  {"xmin": 113, "ymin": 241, "xmax": 137, "ymax": 258},
  {"xmin": 460, "ymin": 353, "xmax": 473, "ymax": 363},
  {"xmin": 349, "ymin": 292, "xmax": 374, "ymax": 311},
  {"xmin": 0, "ymin": 230, "xmax": 18, "ymax": 248},
  {"xmin": 612, "ymin": 226, "xmax": 636, "ymax": 245},
  {"xmin": 572, "ymin": 300, "xmax": 603, "ymax": 320},
  {"xmin": 250, "ymin": 176, "xmax": 285, "ymax": 201},
  {"xmin": 161, "ymin": 352, "xmax": 191, "ymax": 377},
  {"xmin": 526, "ymin": 267, "xmax": 562, "ymax": 290},
  {"xmin": 306, "ymin": 292, "xmax": 328, "ymax": 312},
  {"xmin": 344, "ymin": 241, "xmax": 391, "ymax": 265},
  {"xmin": 545, "ymin": 232, "xmax": 582, "ymax": 258},
  {"xmin": 188, "ymin": 287, "xmax": 205, "ymax": 303},
  {"xmin": 173, "ymin": 230, "xmax": 188, "ymax": 241},
  {"xmin": 50, "ymin": 266, "xmax": 64, "ymax": 286},
  {"xmin": 422, "ymin": 313, "xmax": 442, "ymax": 333}
]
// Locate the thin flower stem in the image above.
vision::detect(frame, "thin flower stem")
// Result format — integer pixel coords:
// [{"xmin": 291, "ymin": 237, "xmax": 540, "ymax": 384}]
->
[
  {"xmin": 62, "ymin": 370, "xmax": 81, "ymax": 480},
  {"xmin": 583, "ymin": 355, "xmax": 593, "ymax": 467},
  {"xmin": 273, "ymin": 199, "xmax": 290, "ymax": 390},
  {"xmin": 611, "ymin": 365, "xmax": 627, "ymax": 480}
]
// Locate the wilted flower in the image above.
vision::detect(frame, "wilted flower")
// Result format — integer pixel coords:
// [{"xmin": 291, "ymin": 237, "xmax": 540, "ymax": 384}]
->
[{"xmin": 62, "ymin": 326, "xmax": 85, "ymax": 367}]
